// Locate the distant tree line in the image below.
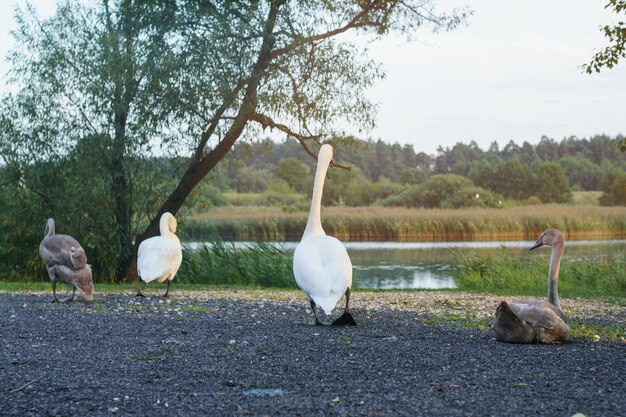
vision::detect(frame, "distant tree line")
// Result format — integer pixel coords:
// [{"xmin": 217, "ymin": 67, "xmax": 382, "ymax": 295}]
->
[{"xmin": 196, "ymin": 134, "xmax": 625, "ymax": 209}]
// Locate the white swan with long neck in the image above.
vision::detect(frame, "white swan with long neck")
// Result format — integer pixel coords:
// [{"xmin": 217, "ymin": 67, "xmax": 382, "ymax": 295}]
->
[
  {"xmin": 494, "ymin": 228, "xmax": 570, "ymax": 344},
  {"xmin": 293, "ymin": 144, "xmax": 356, "ymax": 326},
  {"xmin": 136, "ymin": 212, "xmax": 183, "ymax": 298}
]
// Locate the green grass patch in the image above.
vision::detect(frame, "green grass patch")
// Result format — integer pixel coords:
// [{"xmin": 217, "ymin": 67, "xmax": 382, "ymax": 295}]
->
[
  {"xmin": 569, "ymin": 319, "xmax": 626, "ymax": 341},
  {"xmin": 337, "ymin": 335, "xmax": 351, "ymax": 346},
  {"xmin": 132, "ymin": 353, "xmax": 155, "ymax": 361},
  {"xmin": 453, "ymin": 248, "xmax": 625, "ymax": 299}
]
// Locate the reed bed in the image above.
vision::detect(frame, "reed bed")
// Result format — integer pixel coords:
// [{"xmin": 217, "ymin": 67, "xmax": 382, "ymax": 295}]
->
[
  {"xmin": 176, "ymin": 242, "xmax": 296, "ymax": 288},
  {"xmin": 183, "ymin": 205, "xmax": 626, "ymax": 241},
  {"xmin": 453, "ymin": 248, "xmax": 626, "ymax": 299}
]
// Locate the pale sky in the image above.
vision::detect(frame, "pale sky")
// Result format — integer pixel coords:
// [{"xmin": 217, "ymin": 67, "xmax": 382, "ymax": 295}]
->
[{"xmin": 1, "ymin": 0, "xmax": 624, "ymax": 154}]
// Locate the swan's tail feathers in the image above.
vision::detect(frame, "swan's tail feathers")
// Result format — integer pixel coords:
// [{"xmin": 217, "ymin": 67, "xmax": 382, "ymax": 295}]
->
[
  {"xmin": 318, "ymin": 299, "xmax": 336, "ymax": 316},
  {"xmin": 314, "ymin": 290, "xmax": 342, "ymax": 316},
  {"xmin": 331, "ymin": 311, "xmax": 356, "ymax": 326},
  {"xmin": 494, "ymin": 301, "xmax": 535, "ymax": 343}
]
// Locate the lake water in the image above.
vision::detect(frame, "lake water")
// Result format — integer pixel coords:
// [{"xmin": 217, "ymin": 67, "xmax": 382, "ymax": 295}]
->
[{"xmin": 185, "ymin": 240, "xmax": 626, "ymax": 290}]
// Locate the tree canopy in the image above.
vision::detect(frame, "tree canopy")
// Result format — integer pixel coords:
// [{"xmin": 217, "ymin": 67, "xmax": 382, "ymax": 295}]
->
[
  {"xmin": 584, "ymin": 0, "xmax": 626, "ymax": 74},
  {"xmin": 0, "ymin": 0, "xmax": 469, "ymax": 280},
  {"xmin": 584, "ymin": 0, "xmax": 626, "ymax": 152}
]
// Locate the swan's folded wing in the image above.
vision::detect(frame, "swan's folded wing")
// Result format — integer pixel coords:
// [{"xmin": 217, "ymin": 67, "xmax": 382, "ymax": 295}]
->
[
  {"xmin": 138, "ymin": 238, "xmax": 183, "ymax": 283},
  {"xmin": 321, "ymin": 237, "xmax": 352, "ymax": 293},
  {"xmin": 516, "ymin": 303, "xmax": 559, "ymax": 330},
  {"xmin": 40, "ymin": 235, "xmax": 81, "ymax": 268}
]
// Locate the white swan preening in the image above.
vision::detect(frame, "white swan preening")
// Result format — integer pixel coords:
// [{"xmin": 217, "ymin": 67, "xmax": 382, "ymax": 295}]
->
[
  {"xmin": 293, "ymin": 144, "xmax": 356, "ymax": 326},
  {"xmin": 39, "ymin": 218, "xmax": 94, "ymax": 302},
  {"xmin": 494, "ymin": 228, "xmax": 570, "ymax": 344},
  {"xmin": 136, "ymin": 212, "xmax": 183, "ymax": 298}
]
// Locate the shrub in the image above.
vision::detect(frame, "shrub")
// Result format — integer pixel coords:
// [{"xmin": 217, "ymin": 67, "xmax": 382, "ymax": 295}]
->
[
  {"xmin": 382, "ymin": 174, "xmax": 475, "ymax": 208},
  {"xmin": 599, "ymin": 170, "xmax": 626, "ymax": 206},
  {"xmin": 535, "ymin": 162, "xmax": 572, "ymax": 203},
  {"xmin": 442, "ymin": 186, "xmax": 503, "ymax": 209},
  {"xmin": 251, "ymin": 191, "xmax": 302, "ymax": 207},
  {"xmin": 266, "ymin": 177, "xmax": 294, "ymax": 194},
  {"xmin": 380, "ymin": 185, "xmax": 423, "ymax": 207},
  {"xmin": 525, "ymin": 196, "xmax": 543, "ymax": 205},
  {"xmin": 273, "ymin": 157, "xmax": 309, "ymax": 192},
  {"xmin": 345, "ymin": 178, "xmax": 402, "ymax": 206},
  {"xmin": 236, "ymin": 167, "xmax": 269, "ymax": 192},
  {"xmin": 192, "ymin": 185, "xmax": 229, "ymax": 210}
]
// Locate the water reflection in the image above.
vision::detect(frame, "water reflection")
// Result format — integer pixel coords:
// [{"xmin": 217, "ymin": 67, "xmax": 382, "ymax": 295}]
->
[
  {"xmin": 354, "ymin": 264, "xmax": 456, "ymax": 290},
  {"xmin": 184, "ymin": 240, "xmax": 626, "ymax": 290}
]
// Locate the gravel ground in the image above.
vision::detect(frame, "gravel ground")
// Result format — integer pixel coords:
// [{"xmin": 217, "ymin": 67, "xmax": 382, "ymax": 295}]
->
[{"xmin": 1, "ymin": 290, "xmax": 624, "ymax": 417}]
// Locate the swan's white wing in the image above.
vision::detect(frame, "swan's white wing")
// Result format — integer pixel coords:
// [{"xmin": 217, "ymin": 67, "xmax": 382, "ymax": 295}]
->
[
  {"xmin": 137, "ymin": 236, "xmax": 183, "ymax": 283},
  {"xmin": 293, "ymin": 235, "xmax": 352, "ymax": 315}
]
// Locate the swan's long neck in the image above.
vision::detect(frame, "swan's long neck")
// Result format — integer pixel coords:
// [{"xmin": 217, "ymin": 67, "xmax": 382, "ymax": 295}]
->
[
  {"xmin": 44, "ymin": 219, "xmax": 55, "ymax": 237},
  {"xmin": 159, "ymin": 215, "xmax": 177, "ymax": 239},
  {"xmin": 303, "ymin": 154, "xmax": 331, "ymax": 238},
  {"xmin": 547, "ymin": 240, "xmax": 564, "ymax": 311}
]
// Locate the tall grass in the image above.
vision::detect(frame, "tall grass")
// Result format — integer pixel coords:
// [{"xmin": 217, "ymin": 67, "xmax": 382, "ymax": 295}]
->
[
  {"xmin": 183, "ymin": 205, "xmax": 626, "ymax": 241},
  {"xmin": 177, "ymin": 241, "xmax": 296, "ymax": 288},
  {"xmin": 453, "ymin": 248, "xmax": 626, "ymax": 298}
]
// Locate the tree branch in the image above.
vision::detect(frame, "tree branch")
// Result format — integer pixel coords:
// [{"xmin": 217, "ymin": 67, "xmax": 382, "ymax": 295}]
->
[
  {"xmin": 269, "ymin": 4, "xmax": 373, "ymax": 59},
  {"xmin": 193, "ymin": 78, "xmax": 247, "ymax": 161},
  {"xmin": 248, "ymin": 112, "xmax": 351, "ymax": 170}
]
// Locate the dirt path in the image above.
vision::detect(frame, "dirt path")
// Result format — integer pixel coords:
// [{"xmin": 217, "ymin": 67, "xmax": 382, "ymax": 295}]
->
[{"xmin": 1, "ymin": 291, "xmax": 624, "ymax": 416}]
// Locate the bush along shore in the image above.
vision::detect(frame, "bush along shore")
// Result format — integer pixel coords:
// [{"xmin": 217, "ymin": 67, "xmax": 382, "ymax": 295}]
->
[{"xmin": 182, "ymin": 205, "xmax": 626, "ymax": 241}]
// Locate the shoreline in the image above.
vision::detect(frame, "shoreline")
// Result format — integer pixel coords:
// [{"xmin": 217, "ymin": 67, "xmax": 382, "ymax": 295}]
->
[{"xmin": 3, "ymin": 288, "xmax": 624, "ymax": 332}]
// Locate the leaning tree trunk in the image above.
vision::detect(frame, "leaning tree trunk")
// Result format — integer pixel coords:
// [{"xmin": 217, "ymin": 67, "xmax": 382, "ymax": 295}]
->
[
  {"xmin": 111, "ymin": 112, "xmax": 134, "ymax": 283},
  {"xmin": 123, "ymin": 1, "xmax": 282, "ymax": 280}
]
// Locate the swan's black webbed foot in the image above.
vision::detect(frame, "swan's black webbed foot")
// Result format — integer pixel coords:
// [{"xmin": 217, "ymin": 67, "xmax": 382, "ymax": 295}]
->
[
  {"xmin": 331, "ymin": 311, "xmax": 357, "ymax": 326},
  {"xmin": 136, "ymin": 290, "xmax": 146, "ymax": 297},
  {"xmin": 51, "ymin": 297, "xmax": 61, "ymax": 304}
]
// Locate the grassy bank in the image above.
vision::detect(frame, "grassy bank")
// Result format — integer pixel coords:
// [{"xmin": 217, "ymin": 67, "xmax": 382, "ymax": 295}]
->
[
  {"xmin": 0, "ymin": 281, "xmax": 294, "ymax": 294},
  {"xmin": 183, "ymin": 205, "xmax": 626, "ymax": 241},
  {"xmin": 453, "ymin": 248, "xmax": 625, "ymax": 299},
  {"xmin": 6, "ymin": 240, "xmax": 623, "ymax": 300}
]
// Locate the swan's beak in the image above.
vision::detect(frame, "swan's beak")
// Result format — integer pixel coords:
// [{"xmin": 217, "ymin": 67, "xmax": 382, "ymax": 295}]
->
[{"xmin": 529, "ymin": 240, "xmax": 543, "ymax": 250}]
